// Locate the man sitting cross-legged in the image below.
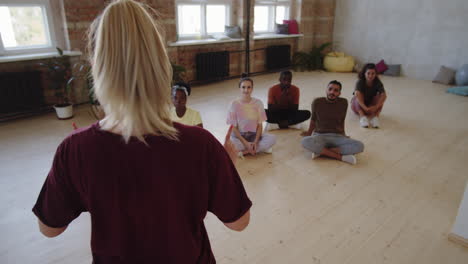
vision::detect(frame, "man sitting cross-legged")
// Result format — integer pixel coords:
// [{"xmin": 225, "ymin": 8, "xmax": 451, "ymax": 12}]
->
[
  {"xmin": 301, "ymin": 80, "xmax": 364, "ymax": 165},
  {"xmin": 265, "ymin": 71, "xmax": 311, "ymax": 130}
]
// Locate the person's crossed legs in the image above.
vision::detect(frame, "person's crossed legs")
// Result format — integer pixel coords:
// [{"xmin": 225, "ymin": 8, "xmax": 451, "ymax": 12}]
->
[
  {"xmin": 351, "ymin": 95, "xmax": 384, "ymax": 128},
  {"xmin": 265, "ymin": 109, "xmax": 311, "ymax": 129},
  {"xmin": 301, "ymin": 133, "xmax": 364, "ymax": 164}
]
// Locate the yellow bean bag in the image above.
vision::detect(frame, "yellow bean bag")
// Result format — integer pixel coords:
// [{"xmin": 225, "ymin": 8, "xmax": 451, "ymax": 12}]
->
[{"xmin": 324, "ymin": 52, "xmax": 355, "ymax": 72}]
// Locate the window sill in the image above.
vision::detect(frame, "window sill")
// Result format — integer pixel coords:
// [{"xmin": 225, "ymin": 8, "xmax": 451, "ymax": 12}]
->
[
  {"xmin": 253, "ymin": 33, "xmax": 303, "ymax": 40},
  {"xmin": 169, "ymin": 38, "xmax": 244, "ymax": 47},
  {"xmin": 0, "ymin": 51, "xmax": 83, "ymax": 63}
]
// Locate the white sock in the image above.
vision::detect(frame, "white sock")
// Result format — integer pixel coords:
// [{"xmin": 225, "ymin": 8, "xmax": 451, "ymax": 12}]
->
[
  {"xmin": 310, "ymin": 152, "xmax": 320, "ymax": 159},
  {"xmin": 341, "ymin": 154, "xmax": 357, "ymax": 165},
  {"xmin": 265, "ymin": 123, "xmax": 279, "ymax": 131},
  {"xmin": 290, "ymin": 123, "xmax": 303, "ymax": 130}
]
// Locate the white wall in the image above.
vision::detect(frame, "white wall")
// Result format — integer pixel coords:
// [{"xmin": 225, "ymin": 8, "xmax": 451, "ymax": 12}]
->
[
  {"xmin": 452, "ymin": 182, "xmax": 468, "ymax": 240},
  {"xmin": 333, "ymin": 0, "xmax": 468, "ymax": 80}
]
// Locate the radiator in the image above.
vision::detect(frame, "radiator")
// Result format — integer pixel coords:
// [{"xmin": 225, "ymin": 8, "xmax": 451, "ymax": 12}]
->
[
  {"xmin": 265, "ymin": 45, "xmax": 291, "ymax": 70},
  {"xmin": 196, "ymin": 51, "xmax": 230, "ymax": 81},
  {"xmin": 0, "ymin": 71, "xmax": 44, "ymax": 114}
]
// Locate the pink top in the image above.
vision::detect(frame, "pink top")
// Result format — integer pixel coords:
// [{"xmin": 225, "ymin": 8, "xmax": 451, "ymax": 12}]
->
[{"xmin": 227, "ymin": 97, "xmax": 267, "ymax": 133}]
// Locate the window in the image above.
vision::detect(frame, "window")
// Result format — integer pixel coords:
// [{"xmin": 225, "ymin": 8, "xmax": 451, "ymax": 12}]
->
[
  {"xmin": 176, "ymin": 1, "xmax": 231, "ymax": 40},
  {"xmin": 0, "ymin": 0, "xmax": 56, "ymax": 55},
  {"xmin": 254, "ymin": 0, "xmax": 290, "ymax": 33}
]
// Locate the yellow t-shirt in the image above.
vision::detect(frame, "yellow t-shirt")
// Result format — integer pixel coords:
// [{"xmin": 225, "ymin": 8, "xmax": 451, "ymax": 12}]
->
[{"xmin": 171, "ymin": 107, "xmax": 202, "ymax": 126}]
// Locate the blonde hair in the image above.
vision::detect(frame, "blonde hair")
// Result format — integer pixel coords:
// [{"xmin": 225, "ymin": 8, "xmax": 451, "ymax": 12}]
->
[{"xmin": 88, "ymin": 0, "xmax": 177, "ymax": 142}]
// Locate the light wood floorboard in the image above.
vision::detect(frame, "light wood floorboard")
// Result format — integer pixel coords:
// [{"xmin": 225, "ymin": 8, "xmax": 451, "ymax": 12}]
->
[{"xmin": 1, "ymin": 72, "xmax": 467, "ymax": 263}]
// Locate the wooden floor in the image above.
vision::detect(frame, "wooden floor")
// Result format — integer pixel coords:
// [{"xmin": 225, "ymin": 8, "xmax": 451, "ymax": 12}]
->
[{"xmin": 1, "ymin": 72, "xmax": 467, "ymax": 263}]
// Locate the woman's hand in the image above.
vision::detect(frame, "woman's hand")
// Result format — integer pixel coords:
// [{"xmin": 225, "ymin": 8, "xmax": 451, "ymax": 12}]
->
[
  {"xmin": 242, "ymin": 140, "xmax": 252, "ymax": 153},
  {"xmin": 244, "ymin": 142, "xmax": 254, "ymax": 155},
  {"xmin": 367, "ymin": 105, "xmax": 377, "ymax": 114},
  {"xmin": 224, "ymin": 126, "xmax": 238, "ymax": 164},
  {"xmin": 251, "ymin": 141, "xmax": 259, "ymax": 155}
]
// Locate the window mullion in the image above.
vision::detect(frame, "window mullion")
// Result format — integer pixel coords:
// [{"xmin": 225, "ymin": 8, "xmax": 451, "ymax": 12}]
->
[
  {"xmin": 226, "ymin": 4, "xmax": 230, "ymax": 27},
  {"xmin": 42, "ymin": 5, "xmax": 53, "ymax": 47},
  {"xmin": 201, "ymin": 4, "xmax": 207, "ymax": 38},
  {"xmin": 269, "ymin": 5, "xmax": 275, "ymax": 32},
  {"xmin": 0, "ymin": 35, "xmax": 5, "ymax": 55}
]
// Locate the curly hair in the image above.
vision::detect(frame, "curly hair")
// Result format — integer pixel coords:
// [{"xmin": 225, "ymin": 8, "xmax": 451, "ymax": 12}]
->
[{"xmin": 358, "ymin": 63, "xmax": 380, "ymax": 82}]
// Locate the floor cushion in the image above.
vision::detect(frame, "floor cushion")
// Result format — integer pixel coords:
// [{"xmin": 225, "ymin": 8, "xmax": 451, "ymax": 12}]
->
[
  {"xmin": 324, "ymin": 52, "xmax": 355, "ymax": 72},
  {"xmin": 447, "ymin": 86, "xmax": 468, "ymax": 96}
]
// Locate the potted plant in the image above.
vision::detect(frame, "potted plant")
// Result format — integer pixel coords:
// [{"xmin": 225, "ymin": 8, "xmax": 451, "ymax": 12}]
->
[
  {"xmin": 171, "ymin": 62, "xmax": 186, "ymax": 84},
  {"xmin": 292, "ymin": 42, "xmax": 331, "ymax": 71},
  {"xmin": 66, "ymin": 60, "xmax": 105, "ymax": 120},
  {"xmin": 38, "ymin": 47, "xmax": 74, "ymax": 119}
]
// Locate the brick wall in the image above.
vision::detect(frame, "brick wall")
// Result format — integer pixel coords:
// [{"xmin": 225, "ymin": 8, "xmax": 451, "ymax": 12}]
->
[
  {"xmin": 298, "ymin": 0, "xmax": 336, "ymax": 51},
  {"xmin": 0, "ymin": 55, "xmax": 84, "ymax": 105},
  {"xmin": 63, "ymin": 0, "xmax": 105, "ymax": 52},
  {"xmin": 168, "ymin": 42, "xmax": 246, "ymax": 82},
  {"xmin": 62, "ymin": 0, "xmax": 336, "ymax": 78},
  {"xmin": 0, "ymin": 0, "xmax": 336, "ymax": 110}
]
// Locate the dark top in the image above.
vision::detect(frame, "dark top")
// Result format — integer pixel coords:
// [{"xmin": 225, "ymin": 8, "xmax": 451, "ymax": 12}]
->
[
  {"xmin": 33, "ymin": 122, "xmax": 252, "ymax": 264},
  {"xmin": 267, "ymin": 84, "xmax": 300, "ymax": 108},
  {"xmin": 354, "ymin": 79, "xmax": 385, "ymax": 106},
  {"xmin": 311, "ymin": 97, "xmax": 348, "ymax": 135}
]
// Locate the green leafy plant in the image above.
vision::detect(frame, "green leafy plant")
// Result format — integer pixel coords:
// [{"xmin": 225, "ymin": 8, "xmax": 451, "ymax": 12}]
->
[
  {"xmin": 171, "ymin": 62, "xmax": 186, "ymax": 84},
  {"xmin": 38, "ymin": 47, "xmax": 73, "ymax": 106},
  {"xmin": 292, "ymin": 42, "xmax": 331, "ymax": 71},
  {"xmin": 67, "ymin": 60, "xmax": 95, "ymax": 104},
  {"xmin": 66, "ymin": 61, "xmax": 104, "ymax": 120}
]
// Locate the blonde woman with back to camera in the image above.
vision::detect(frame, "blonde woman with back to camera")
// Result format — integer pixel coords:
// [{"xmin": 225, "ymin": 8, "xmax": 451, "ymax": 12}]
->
[{"xmin": 32, "ymin": 1, "xmax": 251, "ymax": 263}]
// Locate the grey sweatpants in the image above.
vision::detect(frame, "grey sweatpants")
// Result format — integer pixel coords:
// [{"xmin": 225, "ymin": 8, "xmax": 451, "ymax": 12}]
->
[
  {"xmin": 231, "ymin": 132, "xmax": 276, "ymax": 153},
  {"xmin": 301, "ymin": 133, "xmax": 364, "ymax": 155}
]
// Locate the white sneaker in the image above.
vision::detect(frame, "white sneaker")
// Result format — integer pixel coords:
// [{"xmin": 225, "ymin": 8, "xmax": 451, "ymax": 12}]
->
[
  {"xmin": 265, "ymin": 122, "xmax": 279, "ymax": 131},
  {"xmin": 237, "ymin": 152, "xmax": 245, "ymax": 160},
  {"xmin": 370, "ymin": 117, "xmax": 380, "ymax": 128},
  {"xmin": 311, "ymin": 152, "xmax": 319, "ymax": 160},
  {"xmin": 360, "ymin": 116, "xmax": 369, "ymax": 128},
  {"xmin": 342, "ymin": 154, "xmax": 357, "ymax": 165},
  {"xmin": 264, "ymin": 147, "xmax": 273, "ymax": 154}
]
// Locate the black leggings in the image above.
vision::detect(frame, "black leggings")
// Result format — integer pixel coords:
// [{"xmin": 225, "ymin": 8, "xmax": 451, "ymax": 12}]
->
[{"xmin": 265, "ymin": 109, "xmax": 311, "ymax": 128}]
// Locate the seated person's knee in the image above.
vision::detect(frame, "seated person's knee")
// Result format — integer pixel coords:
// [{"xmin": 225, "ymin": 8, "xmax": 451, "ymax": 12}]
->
[
  {"xmin": 355, "ymin": 141, "xmax": 364, "ymax": 153},
  {"xmin": 301, "ymin": 136, "xmax": 325, "ymax": 153}
]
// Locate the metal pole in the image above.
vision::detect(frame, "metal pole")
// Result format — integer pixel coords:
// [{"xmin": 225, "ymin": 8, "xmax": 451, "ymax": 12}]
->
[{"xmin": 245, "ymin": 0, "xmax": 250, "ymax": 75}]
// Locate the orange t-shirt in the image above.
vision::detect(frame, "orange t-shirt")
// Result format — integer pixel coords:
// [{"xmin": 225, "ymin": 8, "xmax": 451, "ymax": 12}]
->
[{"xmin": 267, "ymin": 84, "xmax": 300, "ymax": 107}]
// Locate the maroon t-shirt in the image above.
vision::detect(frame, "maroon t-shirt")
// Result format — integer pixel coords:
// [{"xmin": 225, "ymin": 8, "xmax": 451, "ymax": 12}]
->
[{"xmin": 32, "ymin": 122, "xmax": 252, "ymax": 263}]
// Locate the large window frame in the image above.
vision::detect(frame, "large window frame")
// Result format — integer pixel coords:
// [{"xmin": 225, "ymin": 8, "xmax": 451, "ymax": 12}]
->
[
  {"xmin": 175, "ymin": 0, "xmax": 232, "ymax": 40},
  {"xmin": 0, "ymin": 0, "xmax": 57, "ymax": 56},
  {"xmin": 254, "ymin": 0, "xmax": 291, "ymax": 34}
]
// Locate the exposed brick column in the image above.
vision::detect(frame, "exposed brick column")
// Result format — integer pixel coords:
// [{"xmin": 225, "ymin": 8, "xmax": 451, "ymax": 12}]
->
[
  {"xmin": 63, "ymin": 0, "xmax": 105, "ymax": 52},
  {"xmin": 63, "ymin": 0, "xmax": 176, "ymax": 51},
  {"xmin": 297, "ymin": 0, "xmax": 336, "ymax": 52}
]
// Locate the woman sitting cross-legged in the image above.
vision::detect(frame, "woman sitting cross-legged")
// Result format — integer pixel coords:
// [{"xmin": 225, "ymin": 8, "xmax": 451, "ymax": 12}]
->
[
  {"xmin": 227, "ymin": 76, "xmax": 276, "ymax": 157},
  {"xmin": 171, "ymin": 82, "xmax": 203, "ymax": 127},
  {"xmin": 351, "ymin": 63, "xmax": 387, "ymax": 128}
]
